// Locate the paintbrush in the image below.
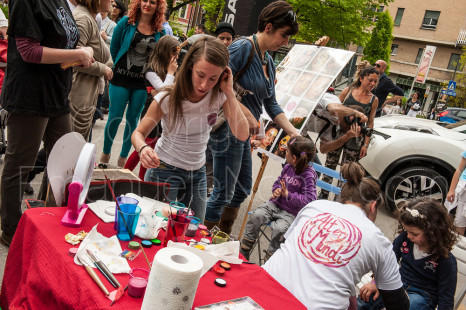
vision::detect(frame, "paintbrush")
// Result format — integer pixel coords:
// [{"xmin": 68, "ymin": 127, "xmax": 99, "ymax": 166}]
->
[
  {"xmin": 185, "ymin": 195, "xmax": 193, "ymax": 219},
  {"xmin": 167, "ymin": 204, "xmax": 177, "ymax": 239},
  {"xmin": 87, "ymin": 249, "xmax": 120, "ymax": 288},
  {"xmin": 76, "ymin": 256, "xmax": 110, "ymax": 296},
  {"xmin": 101, "ymin": 168, "xmax": 133, "ymax": 239},
  {"xmin": 139, "ymin": 244, "xmax": 152, "ymax": 271}
]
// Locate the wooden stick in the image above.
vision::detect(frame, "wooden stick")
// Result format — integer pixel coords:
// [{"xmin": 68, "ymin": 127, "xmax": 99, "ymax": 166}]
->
[
  {"xmin": 238, "ymin": 155, "xmax": 269, "ymax": 240},
  {"xmin": 139, "ymin": 245, "xmax": 152, "ymax": 271},
  {"xmin": 44, "ymin": 183, "xmax": 51, "ymax": 208}
]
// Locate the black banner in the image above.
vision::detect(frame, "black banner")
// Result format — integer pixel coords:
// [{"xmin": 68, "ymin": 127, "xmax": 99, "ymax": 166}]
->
[{"xmin": 222, "ymin": 0, "xmax": 274, "ymax": 36}]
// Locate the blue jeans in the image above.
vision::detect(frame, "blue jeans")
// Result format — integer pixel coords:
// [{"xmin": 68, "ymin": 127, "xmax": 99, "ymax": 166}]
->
[
  {"xmin": 205, "ymin": 122, "xmax": 252, "ymax": 222},
  {"xmin": 145, "ymin": 161, "xmax": 207, "ymax": 222},
  {"xmin": 357, "ymin": 283, "xmax": 436, "ymax": 310}
]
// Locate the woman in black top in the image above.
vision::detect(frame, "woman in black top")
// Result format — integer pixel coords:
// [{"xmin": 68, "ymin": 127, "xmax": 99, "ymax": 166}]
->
[
  {"xmin": 339, "ymin": 61, "xmax": 379, "ymax": 159},
  {"xmin": 0, "ymin": 0, "xmax": 93, "ymax": 245}
]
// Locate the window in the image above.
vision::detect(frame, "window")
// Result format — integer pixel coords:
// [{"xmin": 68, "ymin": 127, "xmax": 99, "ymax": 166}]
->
[
  {"xmin": 394, "ymin": 8, "xmax": 404, "ymax": 26},
  {"xmin": 178, "ymin": 2, "xmax": 188, "ymax": 19},
  {"xmin": 422, "ymin": 10, "xmax": 440, "ymax": 29},
  {"xmin": 415, "ymin": 48, "xmax": 424, "ymax": 64},
  {"xmin": 457, "ymin": 110, "xmax": 466, "ymax": 118},
  {"xmin": 372, "ymin": 6, "xmax": 384, "ymax": 22},
  {"xmin": 447, "ymin": 53, "xmax": 464, "ymax": 71},
  {"xmin": 356, "ymin": 46, "xmax": 364, "ymax": 54},
  {"xmin": 391, "ymin": 44, "xmax": 399, "ymax": 55}
]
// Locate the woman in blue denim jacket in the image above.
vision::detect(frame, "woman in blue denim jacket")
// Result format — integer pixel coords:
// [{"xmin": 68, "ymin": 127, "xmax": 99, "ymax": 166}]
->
[
  {"xmin": 204, "ymin": 1, "xmax": 300, "ymax": 233},
  {"xmin": 100, "ymin": 0, "xmax": 165, "ymax": 168}
]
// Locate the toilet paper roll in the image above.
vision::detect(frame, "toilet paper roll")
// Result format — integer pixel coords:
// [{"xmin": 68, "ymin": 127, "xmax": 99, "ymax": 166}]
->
[{"xmin": 141, "ymin": 247, "xmax": 203, "ymax": 310}]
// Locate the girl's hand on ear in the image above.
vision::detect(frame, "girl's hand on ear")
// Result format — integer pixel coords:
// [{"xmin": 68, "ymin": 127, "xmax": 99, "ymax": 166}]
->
[
  {"xmin": 220, "ymin": 66, "xmax": 234, "ymax": 97},
  {"xmin": 167, "ymin": 56, "xmax": 178, "ymax": 75}
]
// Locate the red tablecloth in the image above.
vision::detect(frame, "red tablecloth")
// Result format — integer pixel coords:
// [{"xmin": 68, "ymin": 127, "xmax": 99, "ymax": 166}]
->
[{"xmin": 0, "ymin": 207, "xmax": 305, "ymax": 310}]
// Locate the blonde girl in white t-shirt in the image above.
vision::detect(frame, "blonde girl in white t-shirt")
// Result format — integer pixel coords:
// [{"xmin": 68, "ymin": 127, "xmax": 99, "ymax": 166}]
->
[{"xmin": 131, "ymin": 36, "xmax": 249, "ymax": 222}]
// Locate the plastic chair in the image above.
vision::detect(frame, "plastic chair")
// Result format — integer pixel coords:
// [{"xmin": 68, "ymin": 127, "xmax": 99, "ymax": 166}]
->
[{"xmin": 312, "ymin": 162, "xmax": 345, "ymax": 196}]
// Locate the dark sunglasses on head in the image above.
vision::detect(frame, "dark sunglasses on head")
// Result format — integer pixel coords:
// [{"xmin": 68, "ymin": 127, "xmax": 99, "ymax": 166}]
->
[
  {"xmin": 374, "ymin": 63, "xmax": 381, "ymax": 68},
  {"xmin": 282, "ymin": 10, "xmax": 297, "ymax": 22}
]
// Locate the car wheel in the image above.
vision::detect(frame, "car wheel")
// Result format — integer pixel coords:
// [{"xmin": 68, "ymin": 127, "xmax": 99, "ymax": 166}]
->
[{"xmin": 384, "ymin": 167, "xmax": 448, "ymax": 213}]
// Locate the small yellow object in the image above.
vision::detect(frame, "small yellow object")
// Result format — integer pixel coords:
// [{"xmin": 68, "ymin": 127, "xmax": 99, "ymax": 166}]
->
[
  {"xmin": 194, "ymin": 244, "xmax": 205, "ymax": 250},
  {"xmin": 65, "ymin": 230, "xmax": 88, "ymax": 245}
]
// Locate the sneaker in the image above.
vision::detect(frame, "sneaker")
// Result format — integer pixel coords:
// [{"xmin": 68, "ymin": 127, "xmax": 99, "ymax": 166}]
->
[
  {"xmin": 24, "ymin": 183, "xmax": 34, "ymax": 195},
  {"xmin": 0, "ymin": 231, "xmax": 12, "ymax": 247}
]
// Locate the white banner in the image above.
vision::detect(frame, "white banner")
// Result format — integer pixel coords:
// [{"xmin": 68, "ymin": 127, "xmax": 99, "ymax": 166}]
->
[{"xmin": 415, "ymin": 45, "xmax": 436, "ymax": 84}]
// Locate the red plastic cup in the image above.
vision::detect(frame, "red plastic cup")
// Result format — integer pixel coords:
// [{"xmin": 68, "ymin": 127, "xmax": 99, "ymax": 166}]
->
[{"xmin": 164, "ymin": 215, "xmax": 190, "ymax": 246}]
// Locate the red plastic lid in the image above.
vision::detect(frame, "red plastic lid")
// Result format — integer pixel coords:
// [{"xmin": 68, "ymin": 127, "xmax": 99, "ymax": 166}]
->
[{"xmin": 213, "ymin": 266, "xmax": 225, "ymax": 276}]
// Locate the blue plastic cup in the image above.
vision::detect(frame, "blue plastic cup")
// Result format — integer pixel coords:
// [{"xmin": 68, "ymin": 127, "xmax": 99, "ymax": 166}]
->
[
  {"xmin": 116, "ymin": 204, "xmax": 141, "ymax": 241},
  {"xmin": 114, "ymin": 197, "xmax": 139, "ymax": 230}
]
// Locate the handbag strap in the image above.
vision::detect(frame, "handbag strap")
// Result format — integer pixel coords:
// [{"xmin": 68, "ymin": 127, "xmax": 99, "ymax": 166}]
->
[{"xmin": 233, "ymin": 38, "xmax": 255, "ymax": 82}]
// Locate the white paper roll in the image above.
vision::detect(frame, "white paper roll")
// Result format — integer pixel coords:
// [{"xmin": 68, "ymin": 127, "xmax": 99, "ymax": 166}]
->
[{"xmin": 141, "ymin": 247, "xmax": 203, "ymax": 310}]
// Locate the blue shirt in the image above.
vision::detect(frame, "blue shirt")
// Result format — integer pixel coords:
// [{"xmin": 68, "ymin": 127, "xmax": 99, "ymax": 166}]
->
[
  {"xmin": 460, "ymin": 150, "xmax": 466, "ymax": 181},
  {"xmin": 163, "ymin": 22, "xmax": 173, "ymax": 36},
  {"xmin": 228, "ymin": 38, "xmax": 283, "ymax": 121}
]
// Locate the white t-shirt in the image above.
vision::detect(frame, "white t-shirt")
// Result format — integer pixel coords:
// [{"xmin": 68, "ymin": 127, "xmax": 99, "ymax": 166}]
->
[
  {"xmin": 154, "ymin": 91, "xmax": 226, "ymax": 170},
  {"xmin": 263, "ymin": 200, "xmax": 402, "ymax": 310}
]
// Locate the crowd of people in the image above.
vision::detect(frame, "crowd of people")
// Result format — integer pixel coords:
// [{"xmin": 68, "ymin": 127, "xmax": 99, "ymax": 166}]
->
[{"xmin": 0, "ymin": 0, "xmax": 462, "ymax": 309}]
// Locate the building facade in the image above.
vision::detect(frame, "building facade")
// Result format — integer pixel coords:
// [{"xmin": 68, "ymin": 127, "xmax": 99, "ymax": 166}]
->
[{"xmin": 351, "ymin": 0, "xmax": 466, "ymax": 110}]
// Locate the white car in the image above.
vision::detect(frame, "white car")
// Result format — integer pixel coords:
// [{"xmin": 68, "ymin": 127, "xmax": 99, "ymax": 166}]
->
[{"xmin": 359, "ymin": 115, "xmax": 466, "ymax": 212}]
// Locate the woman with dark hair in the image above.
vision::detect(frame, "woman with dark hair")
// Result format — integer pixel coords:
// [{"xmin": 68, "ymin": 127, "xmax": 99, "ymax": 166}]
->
[
  {"xmin": 205, "ymin": 0, "xmax": 300, "ymax": 233},
  {"xmin": 406, "ymin": 91, "xmax": 421, "ymax": 118},
  {"xmin": 101, "ymin": 0, "xmax": 165, "ymax": 168},
  {"xmin": 264, "ymin": 162, "xmax": 410, "ymax": 310},
  {"xmin": 110, "ymin": 0, "xmax": 126, "ymax": 23},
  {"xmin": 132, "ymin": 36, "xmax": 248, "ymax": 222},
  {"xmin": 339, "ymin": 60, "xmax": 379, "ymax": 159},
  {"xmin": 0, "ymin": 0, "xmax": 93, "ymax": 245}
]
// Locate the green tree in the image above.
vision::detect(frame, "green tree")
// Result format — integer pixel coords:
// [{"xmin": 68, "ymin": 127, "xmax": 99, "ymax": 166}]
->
[
  {"xmin": 362, "ymin": 11, "xmax": 393, "ymax": 72},
  {"xmin": 288, "ymin": 0, "xmax": 392, "ymax": 47},
  {"xmin": 445, "ymin": 45, "xmax": 466, "ymax": 108},
  {"xmin": 201, "ymin": 0, "xmax": 225, "ymax": 34}
]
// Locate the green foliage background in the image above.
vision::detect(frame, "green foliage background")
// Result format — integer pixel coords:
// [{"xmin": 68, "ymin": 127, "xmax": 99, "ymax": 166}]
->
[
  {"xmin": 362, "ymin": 11, "xmax": 394, "ymax": 73},
  {"xmin": 288, "ymin": 0, "xmax": 392, "ymax": 47}
]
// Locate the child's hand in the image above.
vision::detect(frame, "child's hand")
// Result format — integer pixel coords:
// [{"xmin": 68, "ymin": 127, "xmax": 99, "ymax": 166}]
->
[
  {"xmin": 280, "ymin": 180, "xmax": 288, "ymax": 198},
  {"xmin": 359, "ymin": 281, "xmax": 379, "ymax": 303},
  {"xmin": 447, "ymin": 190, "xmax": 456, "ymax": 202},
  {"xmin": 250, "ymin": 139, "xmax": 261, "ymax": 149},
  {"xmin": 272, "ymin": 188, "xmax": 281, "ymax": 199},
  {"xmin": 167, "ymin": 56, "xmax": 178, "ymax": 75},
  {"xmin": 139, "ymin": 146, "xmax": 160, "ymax": 169}
]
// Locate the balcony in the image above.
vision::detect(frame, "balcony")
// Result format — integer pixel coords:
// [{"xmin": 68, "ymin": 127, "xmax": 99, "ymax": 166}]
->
[{"xmin": 457, "ymin": 28, "xmax": 466, "ymax": 46}]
